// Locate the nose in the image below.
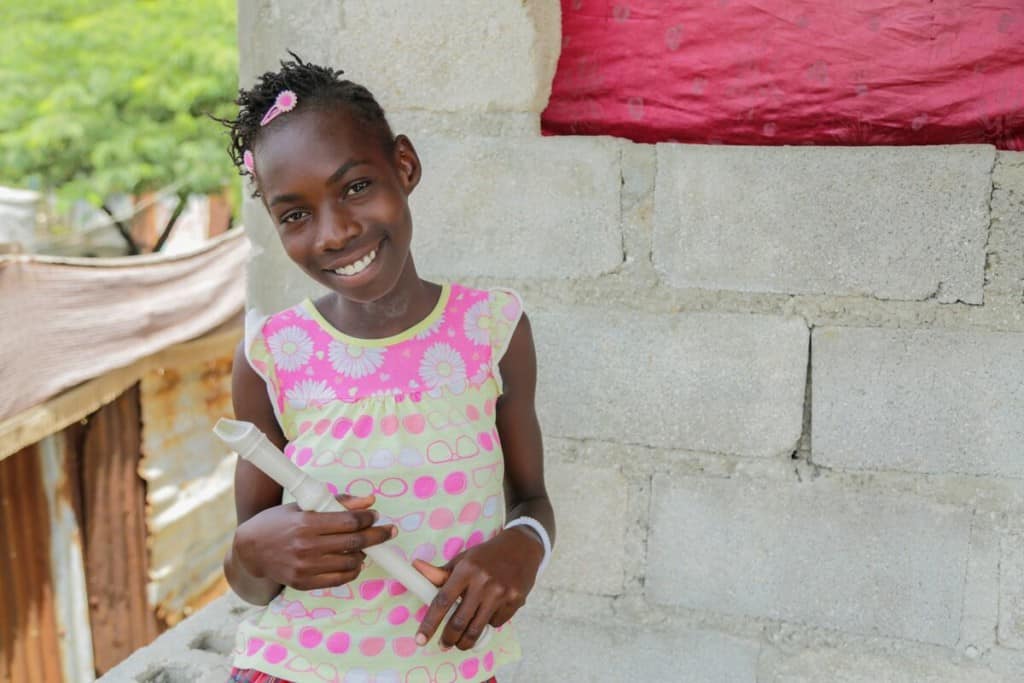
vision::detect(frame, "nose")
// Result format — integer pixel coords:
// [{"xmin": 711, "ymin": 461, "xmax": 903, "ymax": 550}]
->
[{"xmin": 314, "ymin": 205, "xmax": 361, "ymax": 252}]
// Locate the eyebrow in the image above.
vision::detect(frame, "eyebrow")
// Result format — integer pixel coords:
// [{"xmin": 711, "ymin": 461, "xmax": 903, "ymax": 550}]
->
[
  {"xmin": 268, "ymin": 159, "xmax": 370, "ymax": 207},
  {"xmin": 326, "ymin": 159, "xmax": 369, "ymax": 186}
]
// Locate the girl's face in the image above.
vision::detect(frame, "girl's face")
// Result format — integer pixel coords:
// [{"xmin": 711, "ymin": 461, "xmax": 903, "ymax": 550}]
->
[{"xmin": 254, "ymin": 108, "xmax": 421, "ymax": 304}]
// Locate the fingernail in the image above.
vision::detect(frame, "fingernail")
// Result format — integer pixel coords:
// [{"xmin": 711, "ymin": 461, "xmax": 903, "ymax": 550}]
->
[
  {"xmin": 371, "ymin": 510, "xmax": 379, "ymax": 522},
  {"xmin": 390, "ymin": 526, "xmax": 398, "ymax": 538},
  {"xmin": 415, "ymin": 633, "xmax": 427, "ymax": 646},
  {"xmin": 441, "ymin": 644, "xmax": 451, "ymax": 652}
]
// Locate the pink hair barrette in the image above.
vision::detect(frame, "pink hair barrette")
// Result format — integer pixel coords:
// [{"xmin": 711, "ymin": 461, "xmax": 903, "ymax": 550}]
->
[
  {"xmin": 242, "ymin": 149, "xmax": 255, "ymax": 175},
  {"xmin": 260, "ymin": 89, "xmax": 298, "ymax": 126}
]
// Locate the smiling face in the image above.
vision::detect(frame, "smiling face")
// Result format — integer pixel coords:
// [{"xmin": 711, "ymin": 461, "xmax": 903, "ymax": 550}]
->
[{"xmin": 254, "ymin": 107, "xmax": 421, "ymax": 304}]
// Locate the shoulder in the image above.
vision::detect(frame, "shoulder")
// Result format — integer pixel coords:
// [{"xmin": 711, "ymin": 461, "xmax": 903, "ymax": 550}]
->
[{"xmin": 241, "ymin": 301, "xmax": 317, "ymax": 376}]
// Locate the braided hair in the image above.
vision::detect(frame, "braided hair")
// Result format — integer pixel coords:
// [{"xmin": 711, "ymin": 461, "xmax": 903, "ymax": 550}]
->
[{"xmin": 221, "ymin": 52, "xmax": 395, "ymax": 195}]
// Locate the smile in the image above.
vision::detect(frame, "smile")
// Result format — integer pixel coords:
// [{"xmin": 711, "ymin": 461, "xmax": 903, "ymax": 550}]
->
[{"xmin": 332, "ymin": 249, "xmax": 377, "ymax": 276}]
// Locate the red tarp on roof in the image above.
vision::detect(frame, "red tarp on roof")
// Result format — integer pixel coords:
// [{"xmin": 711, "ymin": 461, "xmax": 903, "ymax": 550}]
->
[{"xmin": 542, "ymin": 0, "xmax": 1024, "ymax": 149}]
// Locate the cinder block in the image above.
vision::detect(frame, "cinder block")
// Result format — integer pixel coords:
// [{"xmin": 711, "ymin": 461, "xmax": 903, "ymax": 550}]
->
[
  {"xmin": 534, "ymin": 308, "xmax": 808, "ymax": 457},
  {"xmin": 539, "ymin": 463, "xmax": 629, "ymax": 596},
  {"xmin": 512, "ymin": 613, "xmax": 759, "ymax": 683},
  {"xmin": 411, "ymin": 136, "xmax": 624, "ymax": 280},
  {"xmin": 647, "ymin": 476, "xmax": 972, "ymax": 646},
  {"xmin": 999, "ymin": 533, "xmax": 1024, "ymax": 649},
  {"xmin": 241, "ymin": 0, "xmax": 561, "ymax": 114},
  {"xmin": 760, "ymin": 648, "xmax": 1005, "ymax": 683},
  {"xmin": 813, "ymin": 327, "xmax": 1024, "ymax": 478},
  {"xmin": 653, "ymin": 145, "xmax": 993, "ymax": 302}
]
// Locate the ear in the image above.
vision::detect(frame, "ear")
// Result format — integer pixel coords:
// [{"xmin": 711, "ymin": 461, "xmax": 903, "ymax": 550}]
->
[{"xmin": 392, "ymin": 135, "xmax": 421, "ymax": 194}]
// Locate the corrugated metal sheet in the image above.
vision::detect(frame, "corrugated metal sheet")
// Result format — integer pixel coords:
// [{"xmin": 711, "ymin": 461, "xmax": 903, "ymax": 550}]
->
[
  {"xmin": 139, "ymin": 334, "xmax": 238, "ymax": 627},
  {"xmin": 76, "ymin": 385, "xmax": 159, "ymax": 675},
  {"xmin": 39, "ymin": 434, "xmax": 95, "ymax": 683},
  {"xmin": 0, "ymin": 444, "xmax": 63, "ymax": 682}
]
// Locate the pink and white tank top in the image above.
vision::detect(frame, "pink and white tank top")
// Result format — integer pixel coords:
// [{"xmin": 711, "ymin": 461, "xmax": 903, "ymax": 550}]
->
[{"xmin": 231, "ymin": 283, "xmax": 524, "ymax": 683}]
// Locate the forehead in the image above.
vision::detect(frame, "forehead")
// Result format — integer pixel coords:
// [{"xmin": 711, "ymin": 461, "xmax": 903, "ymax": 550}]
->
[{"xmin": 255, "ymin": 108, "xmax": 390, "ymax": 187}]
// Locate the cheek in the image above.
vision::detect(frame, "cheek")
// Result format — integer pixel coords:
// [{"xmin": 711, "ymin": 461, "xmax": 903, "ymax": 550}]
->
[{"xmin": 279, "ymin": 231, "xmax": 313, "ymax": 264}]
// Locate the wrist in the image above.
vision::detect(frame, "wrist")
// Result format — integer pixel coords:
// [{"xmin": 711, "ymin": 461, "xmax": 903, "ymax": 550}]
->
[{"xmin": 504, "ymin": 516, "xmax": 552, "ymax": 575}]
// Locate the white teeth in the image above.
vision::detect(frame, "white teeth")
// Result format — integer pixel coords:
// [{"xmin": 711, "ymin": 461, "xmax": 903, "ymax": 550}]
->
[{"xmin": 334, "ymin": 249, "xmax": 376, "ymax": 276}]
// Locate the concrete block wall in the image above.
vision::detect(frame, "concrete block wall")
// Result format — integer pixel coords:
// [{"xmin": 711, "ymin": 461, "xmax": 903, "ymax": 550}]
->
[{"xmin": 102, "ymin": 1, "xmax": 1024, "ymax": 681}]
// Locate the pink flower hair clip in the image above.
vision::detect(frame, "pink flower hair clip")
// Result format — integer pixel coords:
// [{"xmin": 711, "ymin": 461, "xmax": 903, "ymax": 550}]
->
[
  {"xmin": 260, "ymin": 89, "xmax": 298, "ymax": 126},
  {"xmin": 242, "ymin": 149, "xmax": 255, "ymax": 175}
]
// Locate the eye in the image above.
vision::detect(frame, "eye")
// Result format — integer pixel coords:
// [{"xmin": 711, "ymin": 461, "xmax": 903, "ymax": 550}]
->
[
  {"xmin": 280, "ymin": 209, "xmax": 310, "ymax": 225},
  {"xmin": 345, "ymin": 180, "xmax": 371, "ymax": 197}
]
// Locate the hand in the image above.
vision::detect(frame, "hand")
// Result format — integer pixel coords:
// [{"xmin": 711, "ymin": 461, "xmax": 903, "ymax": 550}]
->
[
  {"xmin": 233, "ymin": 494, "xmax": 397, "ymax": 591},
  {"xmin": 413, "ymin": 527, "xmax": 544, "ymax": 650}
]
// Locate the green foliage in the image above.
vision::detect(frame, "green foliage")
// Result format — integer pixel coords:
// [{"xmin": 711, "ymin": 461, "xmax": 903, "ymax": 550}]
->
[{"xmin": 0, "ymin": 0, "xmax": 238, "ymax": 207}]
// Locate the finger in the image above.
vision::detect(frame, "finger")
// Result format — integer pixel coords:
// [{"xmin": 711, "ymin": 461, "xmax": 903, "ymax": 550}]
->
[
  {"xmin": 413, "ymin": 559, "xmax": 450, "ymax": 587},
  {"xmin": 442, "ymin": 591, "xmax": 481, "ymax": 650},
  {"xmin": 456, "ymin": 597, "xmax": 496, "ymax": 650},
  {"xmin": 336, "ymin": 493, "xmax": 376, "ymax": 510},
  {"xmin": 416, "ymin": 579, "xmax": 466, "ymax": 646},
  {"xmin": 306, "ymin": 508, "xmax": 380, "ymax": 534},
  {"xmin": 320, "ymin": 525, "xmax": 398, "ymax": 554},
  {"xmin": 489, "ymin": 604, "xmax": 516, "ymax": 629},
  {"xmin": 305, "ymin": 550, "xmax": 365, "ymax": 575},
  {"xmin": 290, "ymin": 568, "xmax": 362, "ymax": 591}
]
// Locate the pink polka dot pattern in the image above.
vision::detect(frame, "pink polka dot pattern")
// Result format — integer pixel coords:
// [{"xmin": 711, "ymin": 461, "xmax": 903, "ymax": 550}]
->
[
  {"xmin": 359, "ymin": 637, "xmax": 386, "ymax": 657},
  {"xmin": 443, "ymin": 537, "xmax": 465, "ymax": 561},
  {"xmin": 332, "ymin": 417, "xmax": 352, "ymax": 438},
  {"xmin": 478, "ymin": 432, "xmax": 494, "ymax": 451},
  {"xmin": 429, "ymin": 507, "xmax": 455, "ymax": 530},
  {"xmin": 443, "ymin": 471, "xmax": 467, "ymax": 495},
  {"xmin": 263, "ymin": 643, "xmax": 287, "ymax": 664},
  {"xmin": 403, "ymin": 414, "xmax": 425, "ymax": 434},
  {"xmin": 381, "ymin": 414, "xmax": 399, "ymax": 435},
  {"xmin": 413, "ymin": 476, "xmax": 438, "ymax": 499},
  {"xmin": 359, "ymin": 579, "xmax": 385, "ymax": 601},
  {"xmin": 460, "ymin": 658, "xmax": 480, "ymax": 679},
  {"xmin": 387, "ymin": 605, "xmax": 410, "ymax": 626},
  {"xmin": 325, "ymin": 631, "xmax": 350, "ymax": 654},
  {"xmin": 392, "ymin": 636, "xmax": 418, "ymax": 658},
  {"xmin": 237, "ymin": 285, "xmax": 524, "ymax": 679},
  {"xmin": 458, "ymin": 502, "xmax": 481, "ymax": 524},
  {"xmin": 298, "ymin": 626, "xmax": 322, "ymax": 648},
  {"xmin": 246, "ymin": 638, "xmax": 264, "ymax": 656},
  {"xmin": 353, "ymin": 415, "xmax": 374, "ymax": 438}
]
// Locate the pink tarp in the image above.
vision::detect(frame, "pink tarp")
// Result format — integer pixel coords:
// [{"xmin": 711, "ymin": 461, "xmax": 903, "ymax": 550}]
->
[
  {"xmin": 0, "ymin": 229, "xmax": 247, "ymax": 422},
  {"xmin": 542, "ymin": 0, "xmax": 1024, "ymax": 149}
]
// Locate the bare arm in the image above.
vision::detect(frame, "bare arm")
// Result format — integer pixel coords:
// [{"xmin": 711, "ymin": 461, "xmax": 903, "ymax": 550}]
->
[
  {"xmin": 414, "ymin": 312, "xmax": 555, "ymax": 649},
  {"xmin": 223, "ymin": 341, "xmax": 290, "ymax": 604},
  {"xmin": 497, "ymin": 313, "xmax": 556, "ymax": 548},
  {"xmin": 224, "ymin": 341, "xmax": 394, "ymax": 605}
]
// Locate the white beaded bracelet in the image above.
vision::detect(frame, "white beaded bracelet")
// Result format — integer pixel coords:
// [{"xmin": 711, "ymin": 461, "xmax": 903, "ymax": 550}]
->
[{"xmin": 504, "ymin": 516, "xmax": 552, "ymax": 575}]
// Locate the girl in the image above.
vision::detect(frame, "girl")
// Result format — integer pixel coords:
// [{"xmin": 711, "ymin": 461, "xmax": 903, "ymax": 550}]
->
[{"xmin": 220, "ymin": 55, "xmax": 555, "ymax": 683}]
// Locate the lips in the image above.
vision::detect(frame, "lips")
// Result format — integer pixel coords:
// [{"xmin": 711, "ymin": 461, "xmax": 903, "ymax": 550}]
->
[
  {"xmin": 333, "ymin": 248, "xmax": 377, "ymax": 276},
  {"xmin": 325, "ymin": 240, "xmax": 383, "ymax": 277}
]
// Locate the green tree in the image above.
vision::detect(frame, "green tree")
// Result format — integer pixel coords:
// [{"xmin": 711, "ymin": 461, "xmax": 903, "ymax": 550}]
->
[{"xmin": 0, "ymin": 0, "xmax": 238, "ymax": 252}]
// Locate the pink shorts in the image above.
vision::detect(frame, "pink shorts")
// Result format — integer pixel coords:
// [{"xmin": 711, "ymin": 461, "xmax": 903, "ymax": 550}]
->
[{"xmin": 229, "ymin": 668, "xmax": 496, "ymax": 683}]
